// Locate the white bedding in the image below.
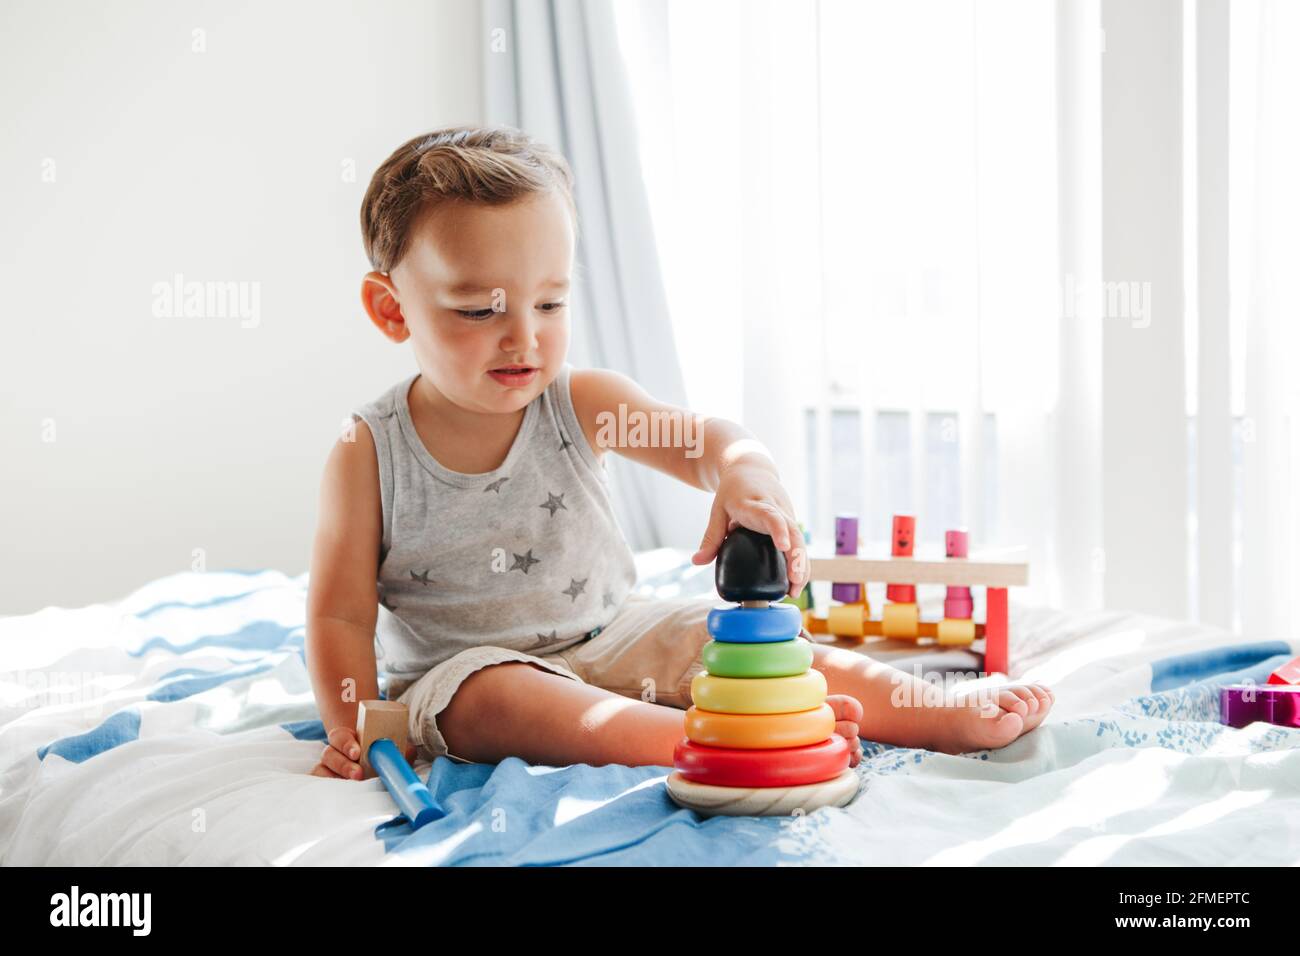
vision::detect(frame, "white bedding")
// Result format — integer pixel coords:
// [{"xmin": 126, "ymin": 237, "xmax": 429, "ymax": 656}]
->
[{"xmin": 1, "ymin": 562, "xmax": 1297, "ymax": 865}]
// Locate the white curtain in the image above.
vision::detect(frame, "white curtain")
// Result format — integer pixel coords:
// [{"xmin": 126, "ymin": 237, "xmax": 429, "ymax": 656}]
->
[
  {"xmin": 479, "ymin": 0, "xmax": 707, "ymax": 552},
  {"xmin": 615, "ymin": 0, "xmax": 1089, "ymax": 610},
  {"xmin": 1231, "ymin": 0, "xmax": 1300, "ymax": 640}
]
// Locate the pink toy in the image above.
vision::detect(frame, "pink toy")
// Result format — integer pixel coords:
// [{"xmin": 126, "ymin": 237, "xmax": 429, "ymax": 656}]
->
[{"xmin": 943, "ymin": 529, "xmax": 974, "ymax": 618}]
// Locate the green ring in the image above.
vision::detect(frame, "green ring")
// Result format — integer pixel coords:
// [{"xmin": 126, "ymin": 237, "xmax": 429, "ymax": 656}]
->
[{"xmin": 702, "ymin": 637, "xmax": 814, "ymax": 679}]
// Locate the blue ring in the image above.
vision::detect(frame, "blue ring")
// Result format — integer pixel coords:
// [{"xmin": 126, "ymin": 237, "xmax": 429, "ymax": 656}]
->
[{"xmin": 706, "ymin": 603, "xmax": 804, "ymax": 643}]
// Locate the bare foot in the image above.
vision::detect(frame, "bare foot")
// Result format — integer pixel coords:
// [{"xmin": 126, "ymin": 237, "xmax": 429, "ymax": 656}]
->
[
  {"xmin": 826, "ymin": 694, "xmax": 864, "ymax": 768},
  {"xmin": 924, "ymin": 682, "xmax": 1055, "ymax": 755}
]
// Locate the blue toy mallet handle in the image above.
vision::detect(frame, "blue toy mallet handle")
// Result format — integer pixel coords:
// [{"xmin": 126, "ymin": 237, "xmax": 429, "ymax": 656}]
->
[
  {"xmin": 357, "ymin": 699, "xmax": 445, "ymax": 830},
  {"xmin": 368, "ymin": 737, "xmax": 444, "ymax": 829}
]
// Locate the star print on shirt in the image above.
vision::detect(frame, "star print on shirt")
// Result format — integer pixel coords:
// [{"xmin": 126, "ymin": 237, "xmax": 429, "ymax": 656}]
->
[
  {"xmin": 484, "ymin": 476, "xmax": 510, "ymax": 494},
  {"xmin": 409, "ymin": 570, "xmax": 433, "ymax": 585},
  {"xmin": 558, "ymin": 435, "xmax": 574, "ymax": 453},
  {"xmin": 510, "ymin": 549, "xmax": 541, "ymax": 574},
  {"xmin": 533, "ymin": 630, "xmax": 558, "ymax": 648},
  {"xmin": 539, "ymin": 491, "xmax": 567, "ymax": 517},
  {"xmin": 562, "ymin": 577, "xmax": 588, "ymax": 602}
]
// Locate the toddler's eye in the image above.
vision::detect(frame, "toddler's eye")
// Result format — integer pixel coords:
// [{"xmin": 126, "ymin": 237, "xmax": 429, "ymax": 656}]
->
[
  {"xmin": 539, "ymin": 301, "xmax": 567, "ymax": 313},
  {"xmin": 456, "ymin": 308, "xmax": 495, "ymax": 320}
]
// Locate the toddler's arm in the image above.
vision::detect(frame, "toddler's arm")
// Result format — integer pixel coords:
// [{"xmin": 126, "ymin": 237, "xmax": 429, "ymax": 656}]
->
[
  {"xmin": 570, "ymin": 368, "xmax": 806, "ymax": 596},
  {"xmin": 305, "ymin": 420, "xmax": 384, "ymax": 778}
]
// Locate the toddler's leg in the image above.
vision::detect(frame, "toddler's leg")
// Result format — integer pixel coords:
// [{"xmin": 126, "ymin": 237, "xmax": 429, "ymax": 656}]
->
[
  {"xmin": 437, "ymin": 661, "xmax": 686, "ymax": 767},
  {"xmin": 809, "ymin": 642, "xmax": 1053, "ymax": 754}
]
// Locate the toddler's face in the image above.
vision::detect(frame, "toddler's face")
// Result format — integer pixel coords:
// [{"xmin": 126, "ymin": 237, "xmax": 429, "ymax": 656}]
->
[{"xmin": 378, "ymin": 189, "xmax": 574, "ymax": 415}]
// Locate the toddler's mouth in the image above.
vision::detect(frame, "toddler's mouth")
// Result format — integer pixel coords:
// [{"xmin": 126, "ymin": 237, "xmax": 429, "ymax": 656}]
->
[{"xmin": 488, "ymin": 365, "xmax": 539, "ymax": 387}]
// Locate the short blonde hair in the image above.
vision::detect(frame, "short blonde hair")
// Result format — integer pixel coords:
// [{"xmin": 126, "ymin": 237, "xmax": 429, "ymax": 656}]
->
[{"xmin": 360, "ymin": 125, "xmax": 577, "ymax": 272}]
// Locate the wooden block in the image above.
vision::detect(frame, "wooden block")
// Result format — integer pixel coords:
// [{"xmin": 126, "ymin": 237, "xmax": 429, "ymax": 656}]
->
[
  {"xmin": 808, "ymin": 555, "xmax": 1029, "ymax": 588},
  {"xmin": 985, "ymin": 588, "xmax": 1009, "ymax": 675},
  {"xmin": 828, "ymin": 602, "xmax": 869, "ymax": 637},
  {"xmin": 885, "ymin": 583, "xmax": 916, "ymax": 603},
  {"xmin": 937, "ymin": 617, "xmax": 977, "ymax": 646},
  {"xmin": 357, "ymin": 700, "xmax": 409, "ymax": 780},
  {"xmin": 803, "ymin": 609, "xmax": 828, "ymax": 634},
  {"xmin": 881, "ymin": 602, "xmax": 920, "ymax": 639},
  {"xmin": 1268, "ymin": 655, "xmax": 1300, "ymax": 686}
]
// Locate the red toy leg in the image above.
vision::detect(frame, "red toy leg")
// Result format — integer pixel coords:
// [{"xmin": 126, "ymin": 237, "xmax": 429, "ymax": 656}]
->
[{"xmin": 985, "ymin": 587, "xmax": 1008, "ymax": 676}]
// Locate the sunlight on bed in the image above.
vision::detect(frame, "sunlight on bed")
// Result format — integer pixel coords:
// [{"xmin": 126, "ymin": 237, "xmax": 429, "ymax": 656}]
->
[
  {"xmin": 1020, "ymin": 628, "xmax": 1150, "ymax": 684},
  {"xmin": 553, "ymin": 775, "xmax": 667, "ymax": 827},
  {"xmin": 1055, "ymin": 788, "xmax": 1270, "ymax": 865},
  {"xmin": 922, "ymin": 752, "xmax": 1173, "ymax": 865}
]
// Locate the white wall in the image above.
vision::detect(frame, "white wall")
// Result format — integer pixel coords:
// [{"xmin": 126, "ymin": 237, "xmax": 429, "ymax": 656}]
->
[{"xmin": 0, "ymin": 0, "xmax": 484, "ymax": 614}]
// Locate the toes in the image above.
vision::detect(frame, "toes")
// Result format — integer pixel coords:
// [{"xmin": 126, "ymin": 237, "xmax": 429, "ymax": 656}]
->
[
  {"xmin": 826, "ymin": 693, "xmax": 864, "ymax": 724},
  {"xmin": 997, "ymin": 688, "xmax": 1030, "ymax": 716}
]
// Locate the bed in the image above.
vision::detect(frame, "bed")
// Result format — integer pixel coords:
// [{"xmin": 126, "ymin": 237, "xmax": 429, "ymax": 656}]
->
[{"xmin": 2, "ymin": 550, "xmax": 1297, "ymax": 866}]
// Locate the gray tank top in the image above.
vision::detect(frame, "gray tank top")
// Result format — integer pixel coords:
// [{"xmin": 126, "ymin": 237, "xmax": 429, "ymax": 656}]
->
[{"xmin": 351, "ymin": 363, "xmax": 638, "ymax": 683}]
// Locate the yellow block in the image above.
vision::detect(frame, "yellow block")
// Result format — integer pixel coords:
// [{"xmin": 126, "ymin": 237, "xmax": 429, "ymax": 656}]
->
[
  {"xmin": 691, "ymin": 670, "xmax": 828, "ymax": 715},
  {"xmin": 881, "ymin": 602, "xmax": 920, "ymax": 639},
  {"xmin": 828, "ymin": 602, "xmax": 870, "ymax": 638},
  {"xmin": 937, "ymin": 617, "xmax": 977, "ymax": 646}
]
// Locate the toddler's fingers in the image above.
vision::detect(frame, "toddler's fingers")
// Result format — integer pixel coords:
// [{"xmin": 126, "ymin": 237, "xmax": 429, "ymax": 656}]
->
[
  {"xmin": 322, "ymin": 744, "xmax": 363, "ymax": 780},
  {"xmin": 732, "ymin": 502, "xmax": 791, "ymax": 552},
  {"xmin": 692, "ymin": 498, "xmax": 731, "ymax": 564},
  {"xmin": 327, "ymin": 726, "xmax": 362, "ymax": 762},
  {"xmin": 784, "ymin": 519, "xmax": 807, "ymax": 590}
]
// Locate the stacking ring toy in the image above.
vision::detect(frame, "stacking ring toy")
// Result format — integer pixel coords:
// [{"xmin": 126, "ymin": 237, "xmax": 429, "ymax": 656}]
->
[
  {"xmin": 666, "ymin": 768, "xmax": 859, "ymax": 816},
  {"xmin": 701, "ymin": 637, "xmax": 814, "ymax": 679},
  {"xmin": 685, "ymin": 704, "xmax": 835, "ymax": 749},
  {"xmin": 706, "ymin": 603, "xmax": 803, "ymax": 644},
  {"xmin": 673, "ymin": 736, "xmax": 851, "ymax": 788},
  {"xmin": 691, "ymin": 670, "xmax": 827, "ymax": 715}
]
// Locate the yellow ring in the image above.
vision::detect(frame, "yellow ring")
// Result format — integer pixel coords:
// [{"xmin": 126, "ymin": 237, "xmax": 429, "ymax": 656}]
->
[
  {"xmin": 691, "ymin": 670, "xmax": 827, "ymax": 715},
  {"xmin": 685, "ymin": 704, "xmax": 836, "ymax": 749}
]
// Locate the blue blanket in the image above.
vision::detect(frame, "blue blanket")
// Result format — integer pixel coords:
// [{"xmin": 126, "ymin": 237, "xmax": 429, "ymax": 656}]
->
[{"xmin": 2, "ymin": 568, "xmax": 1297, "ymax": 865}]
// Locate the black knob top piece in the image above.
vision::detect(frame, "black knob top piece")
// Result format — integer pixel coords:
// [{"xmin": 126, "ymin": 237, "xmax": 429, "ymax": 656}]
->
[{"xmin": 715, "ymin": 526, "xmax": 788, "ymax": 602}]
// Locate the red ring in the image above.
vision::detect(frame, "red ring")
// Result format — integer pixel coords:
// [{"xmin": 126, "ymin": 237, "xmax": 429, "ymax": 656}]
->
[{"xmin": 673, "ymin": 736, "xmax": 851, "ymax": 788}]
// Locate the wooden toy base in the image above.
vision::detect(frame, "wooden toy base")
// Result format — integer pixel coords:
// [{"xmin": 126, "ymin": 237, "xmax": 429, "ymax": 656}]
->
[{"xmin": 666, "ymin": 768, "xmax": 860, "ymax": 817}]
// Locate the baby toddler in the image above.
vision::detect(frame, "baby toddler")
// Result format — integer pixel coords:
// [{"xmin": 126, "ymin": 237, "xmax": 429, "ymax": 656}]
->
[{"xmin": 306, "ymin": 126, "xmax": 1053, "ymax": 779}]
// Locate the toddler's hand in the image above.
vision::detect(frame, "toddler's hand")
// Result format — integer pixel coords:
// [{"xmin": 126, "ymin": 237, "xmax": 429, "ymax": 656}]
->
[
  {"xmin": 691, "ymin": 462, "xmax": 807, "ymax": 598},
  {"xmin": 309, "ymin": 726, "xmax": 417, "ymax": 779}
]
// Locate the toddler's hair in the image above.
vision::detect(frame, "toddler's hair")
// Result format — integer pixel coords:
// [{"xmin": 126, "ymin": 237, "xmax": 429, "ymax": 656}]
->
[{"xmin": 360, "ymin": 125, "xmax": 577, "ymax": 273}]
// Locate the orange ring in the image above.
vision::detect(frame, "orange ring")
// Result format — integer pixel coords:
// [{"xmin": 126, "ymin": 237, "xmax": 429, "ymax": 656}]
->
[{"xmin": 685, "ymin": 704, "xmax": 836, "ymax": 749}]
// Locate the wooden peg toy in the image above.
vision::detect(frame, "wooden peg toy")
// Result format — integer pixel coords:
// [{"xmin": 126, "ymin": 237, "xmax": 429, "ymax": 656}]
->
[
  {"xmin": 356, "ymin": 700, "xmax": 445, "ymax": 830},
  {"xmin": 799, "ymin": 515, "xmax": 1029, "ymax": 675}
]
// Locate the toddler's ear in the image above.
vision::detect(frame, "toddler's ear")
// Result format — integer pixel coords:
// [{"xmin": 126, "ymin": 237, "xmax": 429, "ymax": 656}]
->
[{"xmin": 361, "ymin": 271, "xmax": 408, "ymax": 342}]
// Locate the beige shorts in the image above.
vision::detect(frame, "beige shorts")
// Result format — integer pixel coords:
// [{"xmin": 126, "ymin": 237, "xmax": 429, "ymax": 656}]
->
[{"xmin": 388, "ymin": 593, "xmax": 721, "ymax": 763}]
